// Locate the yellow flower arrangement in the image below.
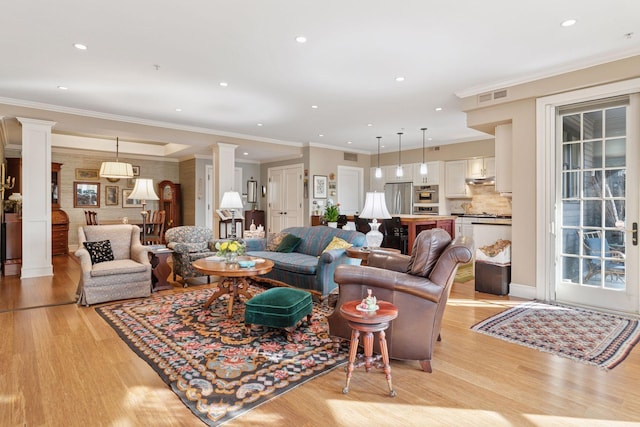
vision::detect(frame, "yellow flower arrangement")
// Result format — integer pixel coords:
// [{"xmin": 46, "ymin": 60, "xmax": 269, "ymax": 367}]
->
[{"xmin": 215, "ymin": 239, "xmax": 246, "ymax": 256}]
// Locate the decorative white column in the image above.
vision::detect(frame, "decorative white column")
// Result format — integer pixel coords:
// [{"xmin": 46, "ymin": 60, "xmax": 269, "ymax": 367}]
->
[
  {"xmin": 17, "ymin": 117, "xmax": 56, "ymax": 278},
  {"xmin": 214, "ymin": 143, "xmax": 238, "ymax": 238}
]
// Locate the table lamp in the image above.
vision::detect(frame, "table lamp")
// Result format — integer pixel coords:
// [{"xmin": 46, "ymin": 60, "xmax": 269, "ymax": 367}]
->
[
  {"xmin": 359, "ymin": 192, "xmax": 391, "ymax": 249},
  {"xmin": 220, "ymin": 191, "xmax": 244, "ymax": 239},
  {"xmin": 128, "ymin": 178, "xmax": 159, "ymax": 244}
]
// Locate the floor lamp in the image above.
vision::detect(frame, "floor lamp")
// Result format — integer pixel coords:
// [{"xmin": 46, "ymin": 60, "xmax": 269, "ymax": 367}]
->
[
  {"xmin": 128, "ymin": 178, "xmax": 159, "ymax": 244},
  {"xmin": 360, "ymin": 192, "xmax": 391, "ymax": 249},
  {"xmin": 220, "ymin": 191, "xmax": 244, "ymax": 239}
]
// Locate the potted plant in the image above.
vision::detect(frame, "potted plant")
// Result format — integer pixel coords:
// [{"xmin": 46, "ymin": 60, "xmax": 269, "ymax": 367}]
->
[{"xmin": 323, "ymin": 201, "xmax": 340, "ymax": 227}]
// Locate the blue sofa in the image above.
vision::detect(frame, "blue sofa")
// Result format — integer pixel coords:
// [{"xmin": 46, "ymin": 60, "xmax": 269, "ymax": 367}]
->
[{"xmin": 245, "ymin": 226, "xmax": 366, "ymax": 297}]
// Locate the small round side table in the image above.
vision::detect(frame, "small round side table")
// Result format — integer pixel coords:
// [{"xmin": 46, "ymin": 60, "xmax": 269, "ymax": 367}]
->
[{"xmin": 339, "ymin": 300, "xmax": 399, "ymax": 397}]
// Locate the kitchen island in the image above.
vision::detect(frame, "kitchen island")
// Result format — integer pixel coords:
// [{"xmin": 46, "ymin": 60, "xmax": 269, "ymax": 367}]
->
[{"xmin": 398, "ymin": 215, "xmax": 456, "ymax": 255}]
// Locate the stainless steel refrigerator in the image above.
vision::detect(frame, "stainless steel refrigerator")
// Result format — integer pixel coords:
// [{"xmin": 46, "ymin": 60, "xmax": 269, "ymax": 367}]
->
[{"xmin": 384, "ymin": 182, "xmax": 413, "ymax": 215}]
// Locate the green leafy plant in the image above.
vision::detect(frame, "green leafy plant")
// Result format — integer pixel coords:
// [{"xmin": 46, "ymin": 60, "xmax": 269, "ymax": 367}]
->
[{"xmin": 323, "ymin": 202, "xmax": 340, "ymax": 222}]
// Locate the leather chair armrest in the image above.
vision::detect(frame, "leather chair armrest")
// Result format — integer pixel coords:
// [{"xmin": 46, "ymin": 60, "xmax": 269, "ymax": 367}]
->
[
  {"xmin": 334, "ymin": 264, "xmax": 444, "ymax": 304},
  {"xmin": 368, "ymin": 250, "xmax": 410, "ymax": 273}
]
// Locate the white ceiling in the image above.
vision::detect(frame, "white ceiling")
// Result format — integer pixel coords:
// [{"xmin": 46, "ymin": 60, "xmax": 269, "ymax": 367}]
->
[{"xmin": 1, "ymin": 0, "xmax": 639, "ymax": 162}]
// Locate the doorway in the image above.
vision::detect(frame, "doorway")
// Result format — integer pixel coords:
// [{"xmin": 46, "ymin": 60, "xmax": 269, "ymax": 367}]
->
[{"xmin": 538, "ymin": 80, "xmax": 640, "ymax": 314}]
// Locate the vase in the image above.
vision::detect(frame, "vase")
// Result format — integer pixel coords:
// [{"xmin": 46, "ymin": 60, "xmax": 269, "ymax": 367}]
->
[
  {"xmin": 327, "ymin": 222, "xmax": 338, "ymax": 228},
  {"xmin": 225, "ymin": 252, "xmax": 238, "ymax": 266}
]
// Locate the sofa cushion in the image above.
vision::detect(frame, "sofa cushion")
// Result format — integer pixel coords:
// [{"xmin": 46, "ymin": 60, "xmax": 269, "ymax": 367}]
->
[
  {"xmin": 322, "ymin": 236, "xmax": 352, "ymax": 253},
  {"xmin": 246, "ymin": 251, "xmax": 318, "ymax": 275},
  {"xmin": 266, "ymin": 232, "xmax": 288, "ymax": 251},
  {"xmin": 280, "ymin": 227, "xmax": 366, "ymax": 257},
  {"xmin": 90, "ymin": 259, "xmax": 148, "ymax": 277},
  {"xmin": 83, "ymin": 240, "xmax": 114, "ymax": 265},
  {"xmin": 276, "ymin": 234, "xmax": 302, "ymax": 253}
]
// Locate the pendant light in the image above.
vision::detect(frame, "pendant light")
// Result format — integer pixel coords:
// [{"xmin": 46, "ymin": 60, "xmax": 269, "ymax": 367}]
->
[
  {"xmin": 395, "ymin": 132, "xmax": 403, "ymax": 177},
  {"xmin": 99, "ymin": 137, "xmax": 134, "ymax": 179},
  {"xmin": 420, "ymin": 127, "xmax": 428, "ymax": 175},
  {"xmin": 375, "ymin": 136, "xmax": 382, "ymax": 178}
]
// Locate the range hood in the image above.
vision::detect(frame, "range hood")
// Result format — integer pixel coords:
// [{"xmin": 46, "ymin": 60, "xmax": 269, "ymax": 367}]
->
[{"xmin": 465, "ymin": 176, "xmax": 495, "ymax": 185}]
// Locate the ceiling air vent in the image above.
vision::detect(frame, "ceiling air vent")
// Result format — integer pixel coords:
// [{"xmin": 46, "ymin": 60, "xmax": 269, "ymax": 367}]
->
[
  {"xmin": 344, "ymin": 152, "xmax": 358, "ymax": 162},
  {"xmin": 478, "ymin": 93, "xmax": 492, "ymax": 103},
  {"xmin": 493, "ymin": 89, "xmax": 507, "ymax": 100}
]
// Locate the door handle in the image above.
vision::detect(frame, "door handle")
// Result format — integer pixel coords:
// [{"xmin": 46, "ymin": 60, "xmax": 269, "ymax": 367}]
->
[{"xmin": 633, "ymin": 222, "xmax": 638, "ymax": 246}]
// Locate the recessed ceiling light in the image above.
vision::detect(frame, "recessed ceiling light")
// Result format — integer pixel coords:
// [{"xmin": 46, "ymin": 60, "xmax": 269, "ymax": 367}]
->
[
  {"xmin": 318, "ymin": 134, "xmax": 324, "ymax": 137},
  {"xmin": 243, "ymin": 152, "xmax": 249, "ymax": 156},
  {"xmin": 395, "ymin": 77, "xmax": 405, "ymax": 82},
  {"xmin": 311, "ymin": 105, "xmax": 318, "ymax": 109},
  {"xmin": 57, "ymin": 86, "xmax": 68, "ymax": 90},
  {"xmin": 367, "ymin": 123, "xmax": 373, "ymax": 127},
  {"xmin": 295, "ymin": 36, "xmax": 307, "ymax": 43},
  {"xmin": 257, "ymin": 123, "xmax": 263, "ymax": 126},
  {"xmin": 435, "ymin": 107, "xmax": 443, "ymax": 111},
  {"xmin": 175, "ymin": 108, "xmax": 182, "ymax": 112},
  {"xmin": 347, "ymin": 141, "xmax": 352, "ymax": 144},
  {"xmin": 561, "ymin": 19, "xmax": 577, "ymax": 27},
  {"xmin": 219, "ymin": 82, "xmax": 228, "ymax": 87},
  {"xmin": 73, "ymin": 43, "xmax": 87, "ymax": 50},
  {"xmin": 428, "ymin": 137, "xmax": 433, "ymax": 141}
]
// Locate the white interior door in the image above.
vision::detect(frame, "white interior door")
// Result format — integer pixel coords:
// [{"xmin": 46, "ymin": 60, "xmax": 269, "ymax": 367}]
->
[
  {"xmin": 337, "ymin": 166, "xmax": 363, "ymax": 215},
  {"xmin": 555, "ymin": 95, "xmax": 639, "ymax": 313}
]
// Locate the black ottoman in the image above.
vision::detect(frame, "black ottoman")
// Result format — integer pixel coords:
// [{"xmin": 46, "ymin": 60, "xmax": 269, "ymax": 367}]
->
[{"xmin": 245, "ymin": 287, "xmax": 313, "ymax": 336}]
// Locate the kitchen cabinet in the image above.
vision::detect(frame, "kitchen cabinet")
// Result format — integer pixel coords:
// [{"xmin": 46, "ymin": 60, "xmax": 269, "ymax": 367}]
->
[
  {"xmin": 445, "ymin": 160, "xmax": 470, "ymax": 198},
  {"xmin": 467, "ymin": 157, "xmax": 495, "ymax": 178},
  {"xmin": 384, "ymin": 164, "xmax": 413, "ymax": 183},
  {"xmin": 495, "ymin": 123, "xmax": 513, "ymax": 193},
  {"xmin": 413, "ymin": 161, "xmax": 442, "ymax": 185}
]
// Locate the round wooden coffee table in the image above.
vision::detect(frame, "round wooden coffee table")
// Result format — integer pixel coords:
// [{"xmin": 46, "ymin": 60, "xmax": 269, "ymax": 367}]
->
[
  {"xmin": 192, "ymin": 257, "xmax": 274, "ymax": 318},
  {"xmin": 340, "ymin": 300, "xmax": 399, "ymax": 397}
]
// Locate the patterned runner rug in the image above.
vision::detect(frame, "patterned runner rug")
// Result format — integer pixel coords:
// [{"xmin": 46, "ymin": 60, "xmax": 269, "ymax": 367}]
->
[
  {"xmin": 97, "ymin": 286, "xmax": 348, "ymax": 426},
  {"xmin": 471, "ymin": 301, "xmax": 640, "ymax": 369}
]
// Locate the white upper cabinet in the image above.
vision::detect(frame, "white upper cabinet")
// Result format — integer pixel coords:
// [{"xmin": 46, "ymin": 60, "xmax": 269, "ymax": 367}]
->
[
  {"xmin": 494, "ymin": 123, "xmax": 513, "ymax": 193},
  {"xmin": 467, "ymin": 157, "xmax": 495, "ymax": 178},
  {"xmin": 445, "ymin": 160, "xmax": 470, "ymax": 198},
  {"xmin": 413, "ymin": 161, "xmax": 442, "ymax": 185},
  {"xmin": 385, "ymin": 163, "xmax": 414, "ymax": 183}
]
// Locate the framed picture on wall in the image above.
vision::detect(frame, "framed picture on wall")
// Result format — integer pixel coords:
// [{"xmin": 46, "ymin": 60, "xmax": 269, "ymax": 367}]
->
[
  {"xmin": 75, "ymin": 168, "xmax": 99, "ymax": 180},
  {"xmin": 132, "ymin": 165, "xmax": 140, "ymax": 176},
  {"xmin": 313, "ymin": 175, "xmax": 327, "ymax": 198},
  {"xmin": 105, "ymin": 186, "xmax": 119, "ymax": 206},
  {"xmin": 73, "ymin": 182, "xmax": 100, "ymax": 208},
  {"xmin": 122, "ymin": 189, "xmax": 142, "ymax": 207}
]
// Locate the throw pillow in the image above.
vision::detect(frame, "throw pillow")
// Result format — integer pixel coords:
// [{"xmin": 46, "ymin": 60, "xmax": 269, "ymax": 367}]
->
[
  {"xmin": 83, "ymin": 240, "xmax": 115, "ymax": 265},
  {"xmin": 322, "ymin": 236, "xmax": 352, "ymax": 253},
  {"xmin": 266, "ymin": 232, "xmax": 288, "ymax": 251},
  {"xmin": 276, "ymin": 234, "xmax": 302, "ymax": 253}
]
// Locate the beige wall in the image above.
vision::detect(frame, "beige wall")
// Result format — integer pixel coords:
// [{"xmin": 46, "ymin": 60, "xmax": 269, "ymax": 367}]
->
[
  {"xmin": 50, "ymin": 150, "xmax": 179, "ymax": 247},
  {"xmin": 461, "ymin": 54, "xmax": 640, "ymax": 292},
  {"xmin": 376, "ymin": 138, "xmax": 495, "ymax": 167}
]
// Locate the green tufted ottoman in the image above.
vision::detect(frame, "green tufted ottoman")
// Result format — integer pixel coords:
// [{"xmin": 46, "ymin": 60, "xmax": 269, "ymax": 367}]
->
[{"xmin": 245, "ymin": 287, "xmax": 313, "ymax": 337}]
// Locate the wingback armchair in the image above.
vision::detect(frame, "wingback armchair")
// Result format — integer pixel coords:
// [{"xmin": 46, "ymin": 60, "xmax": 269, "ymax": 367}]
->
[
  {"xmin": 164, "ymin": 226, "xmax": 217, "ymax": 286},
  {"xmin": 327, "ymin": 228, "xmax": 473, "ymax": 372},
  {"xmin": 75, "ymin": 224, "xmax": 152, "ymax": 306}
]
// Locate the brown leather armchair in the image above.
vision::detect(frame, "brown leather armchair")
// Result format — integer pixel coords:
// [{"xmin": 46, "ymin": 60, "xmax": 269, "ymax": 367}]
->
[{"xmin": 327, "ymin": 228, "xmax": 473, "ymax": 372}]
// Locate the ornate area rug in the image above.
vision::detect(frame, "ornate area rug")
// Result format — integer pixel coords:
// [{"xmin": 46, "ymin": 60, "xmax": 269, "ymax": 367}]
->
[
  {"xmin": 97, "ymin": 286, "xmax": 348, "ymax": 426},
  {"xmin": 471, "ymin": 301, "xmax": 640, "ymax": 369},
  {"xmin": 455, "ymin": 263, "xmax": 474, "ymax": 283}
]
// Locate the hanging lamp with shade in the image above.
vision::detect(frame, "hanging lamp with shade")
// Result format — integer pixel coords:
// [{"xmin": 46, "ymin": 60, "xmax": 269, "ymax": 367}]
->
[
  {"xmin": 375, "ymin": 136, "xmax": 383, "ymax": 178},
  {"xmin": 99, "ymin": 137, "xmax": 134, "ymax": 179},
  {"xmin": 395, "ymin": 132, "xmax": 403, "ymax": 177},
  {"xmin": 420, "ymin": 127, "xmax": 428, "ymax": 175}
]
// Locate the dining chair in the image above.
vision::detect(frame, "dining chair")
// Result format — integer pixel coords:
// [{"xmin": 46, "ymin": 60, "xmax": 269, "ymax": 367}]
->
[{"xmin": 84, "ymin": 210, "xmax": 98, "ymax": 225}]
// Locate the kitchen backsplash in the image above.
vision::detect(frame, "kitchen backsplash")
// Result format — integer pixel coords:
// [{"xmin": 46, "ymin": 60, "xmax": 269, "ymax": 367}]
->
[{"xmin": 448, "ymin": 185, "xmax": 512, "ymax": 215}]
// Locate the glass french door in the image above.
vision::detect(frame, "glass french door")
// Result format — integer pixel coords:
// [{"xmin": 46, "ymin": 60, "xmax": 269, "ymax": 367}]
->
[{"xmin": 556, "ymin": 96, "xmax": 639, "ymax": 313}]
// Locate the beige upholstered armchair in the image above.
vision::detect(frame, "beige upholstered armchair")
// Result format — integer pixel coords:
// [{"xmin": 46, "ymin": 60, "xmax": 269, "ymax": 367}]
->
[
  {"xmin": 328, "ymin": 229, "xmax": 473, "ymax": 373},
  {"xmin": 75, "ymin": 224, "xmax": 152, "ymax": 306}
]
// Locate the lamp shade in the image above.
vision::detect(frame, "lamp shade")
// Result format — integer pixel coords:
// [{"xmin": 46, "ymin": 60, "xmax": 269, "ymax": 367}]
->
[
  {"xmin": 220, "ymin": 191, "xmax": 244, "ymax": 210},
  {"xmin": 99, "ymin": 161, "xmax": 134, "ymax": 179},
  {"xmin": 360, "ymin": 192, "xmax": 391, "ymax": 219},
  {"xmin": 128, "ymin": 178, "xmax": 159, "ymax": 201}
]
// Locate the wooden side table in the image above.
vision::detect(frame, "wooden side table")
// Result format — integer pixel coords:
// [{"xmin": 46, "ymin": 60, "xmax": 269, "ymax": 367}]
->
[
  {"xmin": 339, "ymin": 300, "xmax": 399, "ymax": 397},
  {"xmin": 148, "ymin": 248, "xmax": 174, "ymax": 291},
  {"xmin": 345, "ymin": 247, "xmax": 401, "ymax": 266}
]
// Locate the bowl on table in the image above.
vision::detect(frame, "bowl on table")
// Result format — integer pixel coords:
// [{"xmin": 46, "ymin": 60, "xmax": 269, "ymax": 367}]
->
[{"xmin": 238, "ymin": 259, "xmax": 256, "ymax": 268}]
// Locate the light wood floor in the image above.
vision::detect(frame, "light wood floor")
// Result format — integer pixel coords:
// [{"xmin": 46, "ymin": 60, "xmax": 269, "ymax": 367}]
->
[{"xmin": 2, "ymin": 256, "xmax": 640, "ymax": 426}]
